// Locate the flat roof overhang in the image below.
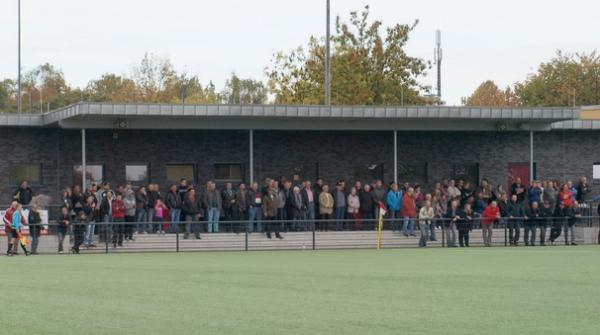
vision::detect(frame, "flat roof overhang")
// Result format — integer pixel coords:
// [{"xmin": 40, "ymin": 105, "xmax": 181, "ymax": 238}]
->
[{"xmin": 1, "ymin": 102, "xmax": 582, "ymax": 131}]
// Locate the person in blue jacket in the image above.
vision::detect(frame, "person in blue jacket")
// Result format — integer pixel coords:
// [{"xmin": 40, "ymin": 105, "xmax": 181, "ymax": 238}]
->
[{"xmin": 386, "ymin": 182, "xmax": 403, "ymax": 231}]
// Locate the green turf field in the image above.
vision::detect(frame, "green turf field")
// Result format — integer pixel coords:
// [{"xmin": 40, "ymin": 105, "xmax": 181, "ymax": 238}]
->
[{"xmin": 3, "ymin": 246, "xmax": 600, "ymax": 335}]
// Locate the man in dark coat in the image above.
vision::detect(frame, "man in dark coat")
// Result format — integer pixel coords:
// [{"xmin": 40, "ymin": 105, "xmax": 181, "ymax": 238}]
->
[
  {"xmin": 13, "ymin": 181, "xmax": 34, "ymax": 205},
  {"xmin": 359, "ymin": 184, "xmax": 374, "ymax": 230},
  {"xmin": 221, "ymin": 182, "xmax": 236, "ymax": 223},
  {"xmin": 165, "ymin": 184, "xmax": 182, "ymax": 233},
  {"xmin": 262, "ymin": 189, "xmax": 282, "ymax": 239},
  {"xmin": 525, "ymin": 201, "xmax": 541, "ymax": 246},
  {"xmin": 507, "ymin": 194, "xmax": 526, "ymax": 246},
  {"xmin": 539, "ymin": 201, "xmax": 554, "ymax": 246},
  {"xmin": 182, "ymin": 188, "xmax": 203, "ymax": 239}
]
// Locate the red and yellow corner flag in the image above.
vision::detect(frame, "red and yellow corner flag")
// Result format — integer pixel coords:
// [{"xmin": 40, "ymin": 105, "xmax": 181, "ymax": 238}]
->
[
  {"xmin": 18, "ymin": 233, "xmax": 29, "ymax": 247},
  {"xmin": 376, "ymin": 203, "xmax": 387, "ymax": 250}
]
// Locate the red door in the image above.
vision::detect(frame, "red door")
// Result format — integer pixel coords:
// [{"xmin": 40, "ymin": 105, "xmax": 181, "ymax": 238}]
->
[{"xmin": 508, "ymin": 163, "xmax": 531, "ymax": 187}]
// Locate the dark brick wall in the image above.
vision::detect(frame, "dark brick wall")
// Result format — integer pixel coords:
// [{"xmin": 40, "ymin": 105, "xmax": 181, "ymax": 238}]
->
[{"xmin": 1, "ymin": 128, "xmax": 598, "ymax": 204}]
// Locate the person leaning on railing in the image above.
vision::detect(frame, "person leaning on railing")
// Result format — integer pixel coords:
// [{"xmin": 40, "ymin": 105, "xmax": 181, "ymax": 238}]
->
[
  {"xmin": 418, "ymin": 200, "xmax": 434, "ymax": 248},
  {"xmin": 443, "ymin": 199, "xmax": 460, "ymax": 248},
  {"xmin": 182, "ymin": 188, "xmax": 202, "ymax": 240},
  {"xmin": 123, "ymin": 187, "xmax": 136, "ymax": 241},
  {"xmin": 525, "ymin": 201, "xmax": 541, "ymax": 246},
  {"xmin": 507, "ymin": 195, "xmax": 526, "ymax": 246},
  {"xmin": 262, "ymin": 188, "xmax": 281, "ymax": 240},
  {"xmin": 291, "ymin": 186, "xmax": 307, "ymax": 225},
  {"xmin": 112, "ymin": 194, "xmax": 127, "ymax": 247},
  {"xmin": 318, "ymin": 185, "xmax": 334, "ymax": 230},
  {"xmin": 539, "ymin": 201, "xmax": 554, "ymax": 246},
  {"xmin": 458, "ymin": 204, "xmax": 474, "ymax": 247},
  {"xmin": 549, "ymin": 202, "xmax": 567, "ymax": 245},
  {"xmin": 401, "ymin": 187, "xmax": 417, "ymax": 237},
  {"xmin": 56, "ymin": 206, "xmax": 70, "ymax": 254},
  {"xmin": 482, "ymin": 200, "xmax": 500, "ymax": 247},
  {"xmin": 565, "ymin": 201, "xmax": 581, "ymax": 246},
  {"xmin": 359, "ymin": 184, "xmax": 374, "ymax": 230}
]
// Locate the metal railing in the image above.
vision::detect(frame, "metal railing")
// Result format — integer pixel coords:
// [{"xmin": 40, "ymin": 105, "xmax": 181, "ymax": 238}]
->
[{"xmin": 4, "ymin": 215, "xmax": 598, "ymax": 255}]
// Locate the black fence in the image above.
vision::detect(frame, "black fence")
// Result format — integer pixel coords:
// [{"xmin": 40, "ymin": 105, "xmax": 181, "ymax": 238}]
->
[{"xmin": 4, "ymin": 215, "xmax": 599, "ymax": 255}]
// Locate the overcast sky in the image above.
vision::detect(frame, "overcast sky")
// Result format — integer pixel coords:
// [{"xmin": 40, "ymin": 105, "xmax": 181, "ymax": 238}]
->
[{"xmin": 0, "ymin": 0, "xmax": 598, "ymax": 105}]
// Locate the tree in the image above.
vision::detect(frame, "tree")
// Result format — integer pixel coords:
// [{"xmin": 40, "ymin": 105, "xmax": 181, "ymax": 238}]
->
[
  {"xmin": 87, "ymin": 74, "xmax": 138, "ymax": 102},
  {"xmin": 465, "ymin": 80, "xmax": 517, "ymax": 107},
  {"xmin": 132, "ymin": 53, "xmax": 178, "ymax": 103},
  {"xmin": 162, "ymin": 73, "xmax": 207, "ymax": 104},
  {"xmin": 0, "ymin": 79, "xmax": 16, "ymax": 112},
  {"xmin": 266, "ymin": 6, "xmax": 430, "ymax": 105},
  {"xmin": 515, "ymin": 51, "xmax": 600, "ymax": 107},
  {"xmin": 221, "ymin": 73, "xmax": 267, "ymax": 104},
  {"xmin": 203, "ymin": 81, "xmax": 221, "ymax": 104},
  {"xmin": 22, "ymin": 63, "xmax": 78, "ymax": 112}
]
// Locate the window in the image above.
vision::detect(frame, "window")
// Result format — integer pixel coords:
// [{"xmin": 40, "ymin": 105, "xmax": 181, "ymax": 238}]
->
[
  {"xmin": 214, "ymin": 163, "xmax": 242, "ymax": 181},
  {"xmin": 9, "ymin": 164, "xmax": 41, "ymax": 185},
  {"xmin": 398, "ymin": 162, "xmax": 428, "ymax": 185},
  {"xmin": 74, "ymin": 165, "xmax": 104, "ymax": 186},
  {"xmin": 126, "ymin": 164, "xmax": 149, "ymax": 183},
  {"xmin": 451, "ymin": 163, "xmax": 479, "ymax": 186},
  {"xmin": 166, "ymin": 164, "xmax": 195, "ymax": 182}
]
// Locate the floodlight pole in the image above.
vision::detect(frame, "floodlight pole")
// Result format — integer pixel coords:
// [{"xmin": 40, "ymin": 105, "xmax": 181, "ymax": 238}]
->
[
  {"xmin": 249, "ymin": 130, "xmax": 254, "ymax": 184},
  {"xmin": 325, "ymin": 0, "xmax": 331, "ymax": 106},
  {"xmin": 393, "ymin": 131, "xmax": 398, "ymax": 184},
  {"xmin": 529, "ymin": 130, "xmax": 534, "ymax": 183},
  {"xmin": 82, "ymin": 129, "xmax": 87, "ymax": 192},
  {"xmin": 18, "ymin": 0, "xmax": 22, "ymax": 114}
]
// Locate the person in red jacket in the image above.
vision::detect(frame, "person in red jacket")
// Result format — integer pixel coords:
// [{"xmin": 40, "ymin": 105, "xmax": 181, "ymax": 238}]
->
[
  {"xmin": 112, "ymin": 194, "xmax": 127, "ymax": 248},
  {"xmin": 402, "ymin": 187, "xmax": 417, "ymax": 236},
  {"xmin": 558, "ymin": 184, "xmax": 574, "ymax": 208},
  {"xmin": 482, "ymin": 201, "xmax": 501, "ymax": 247}
]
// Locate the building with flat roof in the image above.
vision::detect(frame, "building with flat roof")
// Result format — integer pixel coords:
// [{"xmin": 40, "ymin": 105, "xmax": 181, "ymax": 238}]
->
[{"xmin": 0, "ymin": 103, "xmax": 598, "ymax": 203}]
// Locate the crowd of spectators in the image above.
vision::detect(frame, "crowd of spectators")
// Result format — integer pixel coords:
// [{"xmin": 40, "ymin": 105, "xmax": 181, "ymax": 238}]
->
[{"xmin": 3, "ymin": 176, "xmax": 599, "ymax": 255}]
